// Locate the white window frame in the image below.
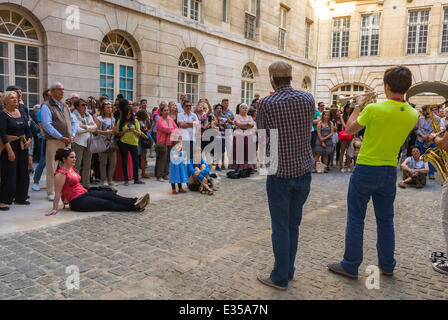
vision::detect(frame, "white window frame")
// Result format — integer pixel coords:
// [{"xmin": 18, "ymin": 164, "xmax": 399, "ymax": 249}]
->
[
  {"xmin": 241, "ymin": 65, "xmax": 255, "ymax": 105},
  {"xmin": 441, "ymin": 8, "xmax": 448, "ymax": 54},
  {"xmin": 406, "ymin": 9, "xmax": 430, "ymax": 56},
  {"xmin": 247, "ymin": 0, "xmax": 257, "ymax": 15},
  {"xmin": 100, "ymin": 55, "xmax": 137, "ymax": 101},
  {"xmin": 278, "ymin": 6, "xmax": 287, "ymax": 51},
  {"xmin": 0, "ymin": 7, "xmax": 43, "ymax": 107},
  {"xmin": 178, "ymin": 52, "xmax": 200, "ymax": 104},
  {"xmin": 245, "ymin": 0, "xmax": 257, "ymax": 41},
  {"xmin": 359, "ymin": 13, "xmax": 380, "ymax": 57},
  {"xmin": 331, "ymin": 17, "xmax": 350, "ymax": 58},
  {"xmin": 183, "ymin": 0, "xmax": 201, "ymax": 22}
]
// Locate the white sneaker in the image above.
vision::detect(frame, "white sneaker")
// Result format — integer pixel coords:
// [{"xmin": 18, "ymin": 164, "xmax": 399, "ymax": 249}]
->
[
  {"xmin": 47, "ymin": 194, "xmax": 55, "ymax": 201},
  {"xmin": 32, "ymin": 183, "xmax": 40, "ymax": 191}
]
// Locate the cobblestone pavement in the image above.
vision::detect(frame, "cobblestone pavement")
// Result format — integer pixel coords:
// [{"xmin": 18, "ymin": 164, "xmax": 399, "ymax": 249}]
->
[{"xmin": 0, "ymin": 169, "xmax": 447, "ymax": 300}]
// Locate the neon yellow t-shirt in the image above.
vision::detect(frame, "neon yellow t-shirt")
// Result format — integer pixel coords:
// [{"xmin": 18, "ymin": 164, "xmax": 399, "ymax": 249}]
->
[
  {"xmin": 116, "ymin": 119, "xmax": 141, "ymax": 146},
  {"xmin": 356, "ymin": 100, "xmax": 418, "ymax": 166}
]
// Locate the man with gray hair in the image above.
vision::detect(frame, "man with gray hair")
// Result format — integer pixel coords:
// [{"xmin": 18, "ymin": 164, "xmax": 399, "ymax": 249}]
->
[{"xmin": 41, "ymin": 82, "xmax": 77, "ymax": 201}]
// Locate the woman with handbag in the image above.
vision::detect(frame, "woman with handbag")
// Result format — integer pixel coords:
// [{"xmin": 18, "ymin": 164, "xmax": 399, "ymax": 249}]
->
[
  {"xmin": 116, "ymin": 104, "xmax": 145, "ymax": 186},
  {"xmin": 313, "ymin": 110, "xmax": 335, "ymax": 173},
  {"xmin": 136, "ymin": 110, "xmax": 151, "ymax": 179},
  {"xmin": 0, "ymin": 91, "xmax": 32, "ymax": 210},
  {"xmin": 338, "ymin": 104, "xmax": 354, "ymax": 172},
  {"xmin": 72, "ymin": 98, "xmax": 98, "ymax": 188},
  {"xmin": 96, "ymin": 100, "xmax": 117, "ymax": 186},
  {"xmin": 155, "ymin": 105, "xmax": 178, "ymax": 182}
]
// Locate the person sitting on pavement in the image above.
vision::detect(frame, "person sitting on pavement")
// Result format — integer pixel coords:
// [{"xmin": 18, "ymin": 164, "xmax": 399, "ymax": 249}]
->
[
  {"xmin": 46, "ymin": 148, "xmax": 149, "ymax": 216},
  {"xmin": 186, "ymin": 148, "xmax": 213, "ymax": 195},
  {"xmin": 399, "ymin": 145, "xmax": 429, "ymax": 189}
]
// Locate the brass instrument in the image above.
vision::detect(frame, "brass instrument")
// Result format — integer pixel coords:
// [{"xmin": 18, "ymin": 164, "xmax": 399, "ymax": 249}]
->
[
  {"xmin": 336, "ymin": 91, "xmax": 378, "ymax": 111},
  {"xmin": 421, "ymin": 103, "xmax": 448, "ymax": 184}
]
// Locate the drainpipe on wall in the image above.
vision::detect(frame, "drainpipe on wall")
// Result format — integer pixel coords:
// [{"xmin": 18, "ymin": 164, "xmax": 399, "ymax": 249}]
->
[{"xmin": 313, "ymin": 18, "xmax": 320, "ymax": 102}]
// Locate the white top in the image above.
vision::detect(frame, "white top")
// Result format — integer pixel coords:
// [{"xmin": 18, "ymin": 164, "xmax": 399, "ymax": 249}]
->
[
  {"xmin": 177, "ymin": 112, "xmax": 199, "ymax": 141},
  {"xmin": 176, "ymin": 103, "xmax": 184, "ymax": 115},
  {"xmin": 73, "ymin": 110, "xmax": 97, "ymax": 147}
]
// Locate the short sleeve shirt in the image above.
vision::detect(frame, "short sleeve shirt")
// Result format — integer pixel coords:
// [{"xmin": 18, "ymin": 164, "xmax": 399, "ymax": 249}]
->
[
  {"xmin": 357, "ymin": 100, "xmax": 419, "ymax": 166},
  {"xmin": 406, "ymin": 157, "xmax": 427, "ymax": 170},
  {"xmin": 177, "ymin": 112, "xmax": 199, "ymax": 141},
  {"xmin": 312, "ymin": 110, "xmax": 321, "ymax": 131}
]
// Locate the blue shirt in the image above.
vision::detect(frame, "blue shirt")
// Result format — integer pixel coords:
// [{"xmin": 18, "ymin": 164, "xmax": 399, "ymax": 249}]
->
[
  {"xmin": 187, "ymin": 158, "xmax": 210, "ymax": 181},
  {"xmin": 41, "ymin": 98, "xmax": 77, "ymax": 139},
  {"xmin": 36, "ymin": 108, "xmax": 42, "ymax": 123}
]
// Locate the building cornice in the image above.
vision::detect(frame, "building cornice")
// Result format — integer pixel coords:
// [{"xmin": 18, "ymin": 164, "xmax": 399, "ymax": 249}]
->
[
  {"xmin": 101, "ymin": 0, "xmax": 316, "ymax": 68},
  {"xmin": 319, "ymin": 57, "xmax": 448, "ymax": 68}
]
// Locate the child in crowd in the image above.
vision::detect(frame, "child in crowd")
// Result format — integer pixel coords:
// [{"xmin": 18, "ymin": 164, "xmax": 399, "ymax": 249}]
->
[{"xmin": 169, "ymin": 141, "xmax": 189, "ymax": 194}]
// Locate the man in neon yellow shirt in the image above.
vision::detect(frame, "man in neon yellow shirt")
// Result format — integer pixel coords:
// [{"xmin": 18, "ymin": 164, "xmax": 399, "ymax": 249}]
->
[{"xmin": 328, "ymin": 66, "xmax": 418, "ymax": 278}]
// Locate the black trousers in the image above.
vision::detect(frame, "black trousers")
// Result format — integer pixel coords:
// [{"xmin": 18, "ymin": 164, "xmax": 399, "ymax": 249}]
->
[
  {"xmin": 118, "ymin": 140, "xmax": 139, "ymax": 182},
  {"xmin": 69, "ymin": 190, "xmax": 137, "ymax": 212},
  {"xmin": 0, "ymin": 140, "xmax": 29, "ymax": 204}
]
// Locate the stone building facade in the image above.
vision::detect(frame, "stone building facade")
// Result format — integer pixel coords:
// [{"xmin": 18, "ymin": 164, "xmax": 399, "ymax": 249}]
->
[{"xmin": 0, "ymin": 0, "xmax": 446, "ymax": 109}]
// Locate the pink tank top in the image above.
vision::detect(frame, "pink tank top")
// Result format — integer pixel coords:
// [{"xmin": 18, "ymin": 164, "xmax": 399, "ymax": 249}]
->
[{"xmin": 55, "ymin": 167, "xmax": 87, "ymax": 204}]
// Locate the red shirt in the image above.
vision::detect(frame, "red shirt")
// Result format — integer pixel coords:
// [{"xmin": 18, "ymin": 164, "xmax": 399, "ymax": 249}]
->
[
  {"xmin": 55, "ymin": 167, "xmax": 87, "ymax": 204},
  {"xmin": 156, "ymin": 116, "xmax": 178, "ymax": 146}
]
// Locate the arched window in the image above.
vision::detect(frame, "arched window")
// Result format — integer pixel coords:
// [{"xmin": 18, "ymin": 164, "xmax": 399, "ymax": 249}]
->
[
  {"xmin": 331, "ymin": 84, "xmax": 368, "ymax": 105},
  {"xmin": 178, "ymin": 51, "xmax": 199, "ymax": 103},
  {"xmin": 0, "ymin": 8, "xmax": 41, "ymax": 107},
  {"xmin": 241, "ymin": 65, "xmax": 255, "ymax": 105},
  {"xmin": 302, "ymin": 77, "xmax": 311, "ymax": 92},
  {"xmin": 100, "ymin": 32, "xmax": 136, "ymax": 100}
]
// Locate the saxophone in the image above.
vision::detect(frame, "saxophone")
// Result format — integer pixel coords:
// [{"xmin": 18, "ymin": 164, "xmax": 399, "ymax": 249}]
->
[{"xmin": 421, "ymin": 104, "xmax": 448, "ymax": 184}]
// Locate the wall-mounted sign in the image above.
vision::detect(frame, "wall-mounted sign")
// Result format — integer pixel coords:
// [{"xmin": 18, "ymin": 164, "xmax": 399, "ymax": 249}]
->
[{"xmin": 218, "ymin": 85, "xmax": 232, "ymax": 94}]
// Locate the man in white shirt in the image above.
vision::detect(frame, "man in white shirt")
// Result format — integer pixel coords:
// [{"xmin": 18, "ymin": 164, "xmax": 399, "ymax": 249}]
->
[
  {"xmin": 177, "ymin": 100, "xmax": 199, "ymax": 159},
  {"xmin": 176, "ymin": 93, "xmax": 188, "ymax": 114}
]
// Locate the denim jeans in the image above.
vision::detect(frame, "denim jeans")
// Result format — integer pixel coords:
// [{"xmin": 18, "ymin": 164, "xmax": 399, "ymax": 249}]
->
[
  {"xmin": 266, "ymin": 172, "xmax": 312, "ymax": 287},
  {"xmin": 341, "ymin": 164, "xmax": 397, "ymax": 276},
  {"xmin": 33, "ymin": 137, "xmax": 46, "ymax": 182},
  {"xmin": 417, "ymin": 141, "xmax": 435, "ymax": 177}
]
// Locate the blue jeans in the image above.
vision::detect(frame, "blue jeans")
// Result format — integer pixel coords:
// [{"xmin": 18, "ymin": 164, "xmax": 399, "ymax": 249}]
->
[
  {"xmin": 417, "ymin": 141, "xmax": 435, "ymax": 177},
  {"xmin": 33, "ymin": 137, "xmax": 46, "ymax": 182},
  {"xmin": 341, "ymin": 164, "xmax": 397, "ymax": 276},
  {"xmin": 266, "ymin": 173, "xmax": 312, "ymax": 287}
]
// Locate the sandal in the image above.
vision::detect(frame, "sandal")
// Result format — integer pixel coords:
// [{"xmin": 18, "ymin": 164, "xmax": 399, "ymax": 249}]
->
[{"xmin": 430, "ymin": 251, "xmax": 447, "ymax": 263}]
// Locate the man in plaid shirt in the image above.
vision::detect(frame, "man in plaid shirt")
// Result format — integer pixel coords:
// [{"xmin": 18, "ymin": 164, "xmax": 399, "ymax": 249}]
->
[{"xmin": 256, "ymin": 61, "xmax": 315, "ymax": 290}]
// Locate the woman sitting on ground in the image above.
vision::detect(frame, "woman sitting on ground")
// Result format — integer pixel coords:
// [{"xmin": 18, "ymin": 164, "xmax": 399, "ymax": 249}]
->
[
  {"xmin": 186, "ymin": 148, "xmax": 213, "ymax": 195},
  {"xmin": 45, "ymin": 148, "xmax": 149, "ymax": 216}
]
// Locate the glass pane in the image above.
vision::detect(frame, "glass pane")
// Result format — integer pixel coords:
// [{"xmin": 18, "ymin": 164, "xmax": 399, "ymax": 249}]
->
[
  {"xmin": 28, "ymin": 62, "xmax": 39, "ymax": 78},
  {"xmin": 100, "ymin": 75, "xmax": 106, "ymax": 87},
  {"xmin": 100, "ymin": 88, "xmax": 106, "ymax": 97},
  {"xmin": 120, "ymin": 65, "xmax": 126, "ymax": 77},
  {"xmin": 28, "ymin": 46, "xmax": 38, "ymax": 62},
  {"xmin": 107, "ymin": 89, "xmax": 114, "ymax": 98},
  {"xmin": 29, "ymin": 94, "xmax": 39, "ymax": 107},
  {"xmin": 100, "ymin": 62, "xmax": 106, "ymax": 75},
  {"xmin": 127, "ymin": 91, "xmax": 133, "ymax": 101},
  {"xmin": 14, "ymin": 44, "xmax": 26, "ymax": 60},
  {"xmin": 107, "ymin": 77, "xmax": 114, "ymax": 89},
  {"xmin": 0, "ymin": 42, "xmax": 8, "ymax": 58},
  {"xmin": 127, "ymin": 66, "xmax": 133, "ymax": 78},
  {"xmin": 15, "ymin": 61, "xmax": 26, "ymax": 76},
  {"xmin": 120, "ymin": 78, "xmax": 125, "ymax": 90},
  {"xmin": 127, "ymin": 79, "xmax": 133, "ymax": 90},
  {"xmin": 0, "ymin": 75, "xmax": 8, "ymax": 90},
  {"xmin": 22, "ymin": 93, "xmax": 27, "ymax": 105},
  {"xmin": 107, "ymin": 63, "xmax": 114, "ymax": 76},
  {"xmin": 0, "ymin": 58, "xmax": 8, "ymax": 74},
  {"xmin": 15, "ymin": 77, "xmax": 26, "ymax": 91},
  {"xmin": 29, "ymin": 78, "xmax": 38, "ymax": 93}
]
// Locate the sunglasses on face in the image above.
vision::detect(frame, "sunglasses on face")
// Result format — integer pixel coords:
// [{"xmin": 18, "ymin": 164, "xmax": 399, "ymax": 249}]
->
[
  {"xmin": 81, "ymin": 104, "xmax": 88, "ymax": 107},
  {"xmin": 104, "ymin": 102, "xmax": 111, "ymax": 105},
  {"xmin": 185, "ymin": 105, "xmax": 192, "ymax": 108}
]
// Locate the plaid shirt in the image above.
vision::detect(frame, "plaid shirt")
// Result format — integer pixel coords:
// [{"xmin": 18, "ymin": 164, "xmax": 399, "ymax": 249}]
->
[{"xmin": 257, "ymin": 85, "xmax": 315, "ymax": 178}]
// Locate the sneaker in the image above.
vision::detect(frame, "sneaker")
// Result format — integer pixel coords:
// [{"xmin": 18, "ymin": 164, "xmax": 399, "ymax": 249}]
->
[
  {"xmin": 135, "ymin": 193, "xmax": 150, "ymax": 211},
  {"xmin": 47, "ymin": 194, "xmax": 55, "ymax": 201},
  {"xmin": 256, "ymin": 273, "xmax": 287, "ymax": 291},
  {"xmin": 157, "ymin": 177, "xmax": 164, "ymax": 182},
  {"xmin": 327, "ymin": 262, "xmax": 358, "ymax": 279},
  {"xmin": 134, "ymin": 180, "xmax": 145, "ymax": 185},
  {"xmin": 124, "ymin": 181, "xmax": 129, "ymax": 186},
  {"xmin": 379, "ymin": 268, "xmax": 394, "ymax": 276},
  {"xmin": 31, "ymin": 183, "xmax": 40, "ymax": 191},
  {"xmin": 433, "ymin": 260, "xmax": 448, "ymax": 275}
]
